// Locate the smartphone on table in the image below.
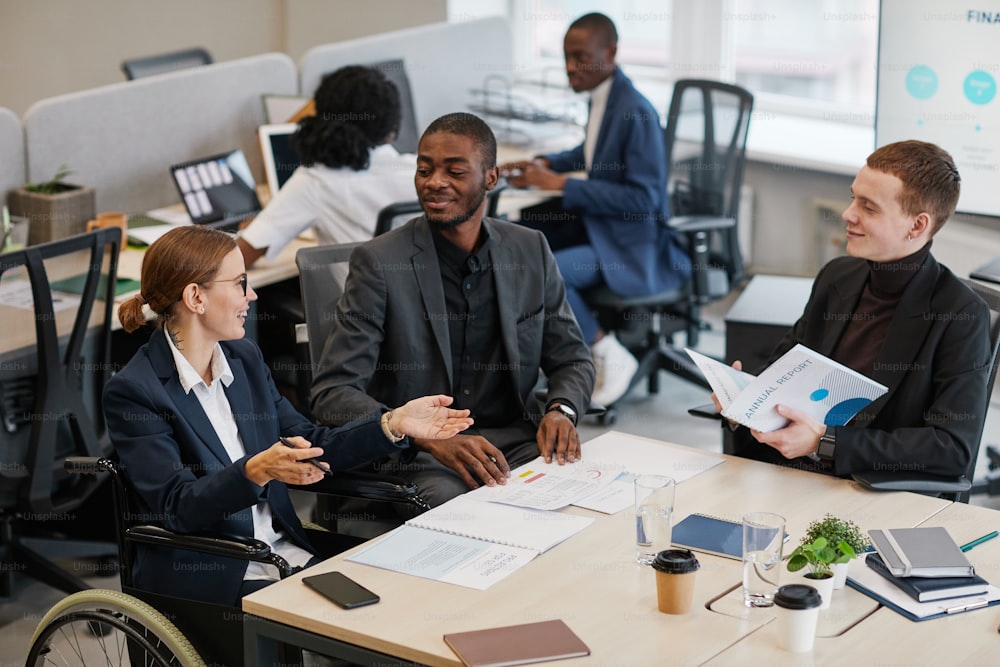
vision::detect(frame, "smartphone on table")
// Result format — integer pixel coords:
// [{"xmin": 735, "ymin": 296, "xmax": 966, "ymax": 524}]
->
[{"xmin": 302, "ymin": 571, "xmax": 380, "ymax": 609}]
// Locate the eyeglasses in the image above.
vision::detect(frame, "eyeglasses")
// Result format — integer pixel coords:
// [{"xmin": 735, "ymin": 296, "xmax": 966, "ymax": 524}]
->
[{"xmin": 202, "ymin": 273, "xmax": 248, "ymax": 296}]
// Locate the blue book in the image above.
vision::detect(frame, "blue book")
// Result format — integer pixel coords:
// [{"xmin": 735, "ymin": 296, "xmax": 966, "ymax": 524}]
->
[{"xmin": 671, "ymin": 513, "xmax": 743, "ymax": 560}]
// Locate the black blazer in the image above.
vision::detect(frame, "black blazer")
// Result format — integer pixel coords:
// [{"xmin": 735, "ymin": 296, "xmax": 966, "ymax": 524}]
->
[
  {"xmin": 733, "ymin": 254, "xmax": 991, "ymax": 478},
  {"xmin": 103, "ymin": 331, "xmax": 406, "ymax": 606}
]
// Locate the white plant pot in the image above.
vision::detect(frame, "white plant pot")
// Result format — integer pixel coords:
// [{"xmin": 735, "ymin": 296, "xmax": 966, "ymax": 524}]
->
[
  {"xmin": 830, "ymin": 561, "xmax": 850, "ymax": 589},
  {"xmin": 804, "ymin": 572, "xmax": 835, "ymax": 610}
]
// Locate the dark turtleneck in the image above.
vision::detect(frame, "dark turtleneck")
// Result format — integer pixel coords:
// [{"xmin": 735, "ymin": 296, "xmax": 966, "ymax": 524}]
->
[{"xmin": 832, "ymin": 241, "xmax": 933, "ymax": 377}]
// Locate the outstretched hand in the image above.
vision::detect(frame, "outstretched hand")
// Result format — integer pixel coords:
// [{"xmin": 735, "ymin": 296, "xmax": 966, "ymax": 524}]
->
[{"xmin": 392, "ymin": 395, "xmax": 474, "ymax": 440}]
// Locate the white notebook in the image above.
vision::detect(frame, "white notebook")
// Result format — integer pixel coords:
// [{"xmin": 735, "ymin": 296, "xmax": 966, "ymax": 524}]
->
[{"xmin": 407, "ymin": 494, "xmax": 593, "ymax": 553}]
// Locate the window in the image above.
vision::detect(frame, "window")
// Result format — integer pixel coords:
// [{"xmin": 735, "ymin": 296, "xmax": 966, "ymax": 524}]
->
[
  {"xmin": 501, "ymin": 0, "xmax": 878, "ymax": 122},
  {"xmin": 730, "ymin": 0, "xmax": 878, "ymax": 114}
]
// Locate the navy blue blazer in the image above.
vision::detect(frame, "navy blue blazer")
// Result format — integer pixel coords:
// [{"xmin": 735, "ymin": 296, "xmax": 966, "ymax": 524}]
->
[
  {"xmin": 103, "ymin": 330, "xmax": 406, "ymax": 606},
  {"xmin": 544, "ymin": 68, "xmax": 690, "ymax": 296}
]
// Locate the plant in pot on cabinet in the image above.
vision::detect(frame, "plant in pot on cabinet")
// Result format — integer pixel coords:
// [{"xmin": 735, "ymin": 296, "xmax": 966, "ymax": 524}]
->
[
  {"xmin": 801, "ymin": 514, "xmax": 870, "ymax": 589},
  {"xmin": 7, "ymin": 164, "xmax": 96, "ymax": 247},
  {"xmin": 786, "ymin": 536, "xmax": 856, "ymax": 609}
]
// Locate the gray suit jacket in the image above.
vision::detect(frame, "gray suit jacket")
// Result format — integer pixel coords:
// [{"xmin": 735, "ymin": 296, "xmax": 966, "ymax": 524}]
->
[{"xmin": 311, "ymin": 216, "xmax": 595, "ymax": 449}]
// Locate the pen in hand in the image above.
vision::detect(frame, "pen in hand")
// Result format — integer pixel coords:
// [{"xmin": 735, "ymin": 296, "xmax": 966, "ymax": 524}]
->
[{"xmin": 279, "ymin": 436, "xmax": 332, "ymax": 477}]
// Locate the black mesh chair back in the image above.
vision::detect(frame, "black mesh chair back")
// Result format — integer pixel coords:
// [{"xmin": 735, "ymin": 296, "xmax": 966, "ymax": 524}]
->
[
  {"xmin": 665, "ymin": 79, "xmax": 755, "ymax": 290},
  {"xmin": 0, "ymin": 227, "xmax": 121, "ymax": 597}
]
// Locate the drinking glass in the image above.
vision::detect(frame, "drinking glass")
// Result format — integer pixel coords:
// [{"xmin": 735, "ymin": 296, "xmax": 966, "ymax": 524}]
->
[
  {"xmin": 742, "ymin": 511, "xmax": 785, "ymax": 607},
  {"xmin": 634, "ymin": 475, "xmax": 676, "ymax": 564}
]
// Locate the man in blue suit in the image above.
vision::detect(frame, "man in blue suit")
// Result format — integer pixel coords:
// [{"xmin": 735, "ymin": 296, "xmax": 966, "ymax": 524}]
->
[{"xmin": 501, "ymin": 13, "xmax": 690, "ymax": 406}]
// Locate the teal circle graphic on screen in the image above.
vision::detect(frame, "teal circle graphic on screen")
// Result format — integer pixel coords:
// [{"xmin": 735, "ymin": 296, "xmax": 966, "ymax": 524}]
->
[
  {"xmin": 964, "ymin": 70, "xmax": 997, "ymax": 105},
  {"xmin": 810, "ymin": 388, "xmax": 829, "ymax": 401},
  {"xmin": 906, "ymin": 65, "xmax": 938, "ymax": 100}
]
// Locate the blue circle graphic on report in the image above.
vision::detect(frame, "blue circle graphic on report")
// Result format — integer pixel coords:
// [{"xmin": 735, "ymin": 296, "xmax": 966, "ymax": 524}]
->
[
  {"xmin": 810, "ymin": 388, "xmax": 829, "ymax": 402},
  {"xmin": 964, "ymin": 71, "xmax": 997, "ymax": 105},
  {"xmin": 906, "ymin": 65, "xmax": 938, "ymax": 100}
]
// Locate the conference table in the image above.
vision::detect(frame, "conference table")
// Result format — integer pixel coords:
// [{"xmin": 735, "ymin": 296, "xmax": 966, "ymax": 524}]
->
[{"xmin": 241, "ymin": 432, "xmax": 988, "ymax": 666}]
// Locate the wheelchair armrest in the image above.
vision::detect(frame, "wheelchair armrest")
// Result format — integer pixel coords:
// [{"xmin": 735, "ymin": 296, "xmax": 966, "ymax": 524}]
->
[
  {"xmin": 65, "ymin": 456, "xmax": 110, "ymax": 475},
  {"xmin": 852, "ymin": 471, "xmax": 972, "ymax": 494},
  {"xmin": 126, "ymin": 525, "xmax": 294, "ymax": 577},
  {"xmin": 290, "ymin": 470, "xmax": 424, "ymax": 505},
  {"xmin": 668, "ymin": 215, "xmax": 736, "ymax": 234}
]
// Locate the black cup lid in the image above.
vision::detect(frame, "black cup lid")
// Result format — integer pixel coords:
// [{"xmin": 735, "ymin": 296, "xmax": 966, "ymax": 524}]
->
[
  {"xmin": 651, "ymin": 549, "xmax": 700, "ymax": 574},
  {"xmin": 774, "ymin": 584, "xmax": 822, "ymax": 610}
]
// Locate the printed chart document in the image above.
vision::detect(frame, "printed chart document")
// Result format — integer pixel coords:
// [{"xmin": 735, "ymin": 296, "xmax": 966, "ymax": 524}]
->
[
  {"xmin": 470, "ymin": 457, "xmax": 623, "ymax": 511},
  {"xmin": 686, "ymin": 344, "xmax": 887, "ymax": 432},
  {"xmin": 347, "ymin": 494, "xmax": 593, "ymax": 589},
  {"xmin": 569, "ymin": 431, "xmax": 725, "ymax": 514}
]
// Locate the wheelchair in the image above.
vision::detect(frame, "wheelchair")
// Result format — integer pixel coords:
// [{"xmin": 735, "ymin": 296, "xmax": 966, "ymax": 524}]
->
[{"xmin": 26, "ymin": 456, "xmax": 426, "ymax": 666}]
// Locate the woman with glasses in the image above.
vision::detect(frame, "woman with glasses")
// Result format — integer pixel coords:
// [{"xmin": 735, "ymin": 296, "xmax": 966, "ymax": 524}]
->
[{"xmin": 108, "ymin": 225, "xmax": 472, "ymax": 606}]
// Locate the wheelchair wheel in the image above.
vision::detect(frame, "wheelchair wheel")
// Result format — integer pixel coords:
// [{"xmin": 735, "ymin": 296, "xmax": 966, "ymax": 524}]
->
[{"xmin": 26, "ymin": 589, "xmax": 204, "ymax": 666}]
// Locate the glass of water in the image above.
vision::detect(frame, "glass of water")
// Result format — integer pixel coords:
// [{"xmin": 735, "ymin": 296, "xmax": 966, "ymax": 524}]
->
[
  {"xmin": 742, "ymin": 511, "xmax": 785, "ymax": 607},
  {"xmin": 634, "ymin": 475, "xmax": 675, "ymax": 564}
]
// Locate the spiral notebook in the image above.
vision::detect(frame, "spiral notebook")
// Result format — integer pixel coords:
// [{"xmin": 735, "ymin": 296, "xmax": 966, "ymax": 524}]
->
[
  {"xmin": 671, "ymin": 513, "xmax": 744, "ymax": 559},
  {"xmin": 406, "ymin": 494, "xmax": 593, "ymax": 553}
]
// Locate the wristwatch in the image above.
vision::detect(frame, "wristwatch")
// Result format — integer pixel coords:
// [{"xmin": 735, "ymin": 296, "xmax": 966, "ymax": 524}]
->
[
  {"xmin": 545, "ymin": 402, "xmax": 578, "ymax": 426},
  {"xmin": 817, "ymin": 430, "xmax": 837, "ymax": 462}
]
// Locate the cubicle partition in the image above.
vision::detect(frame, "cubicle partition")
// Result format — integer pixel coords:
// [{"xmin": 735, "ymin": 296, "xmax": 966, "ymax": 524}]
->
[
  {"xmin": 299, "ymin": 17, "xmax": 512, "ymax": 137},
  {"xmin": 5, "ymin": 18, "xmax": 516, "ymax": 221},
  {"xmin": 0, "ymin": 108, "xmax": 25, "ymax": 200},
  {"xmin": 22, "ymin": 53, "xmax": 297, "ymax": 215}
]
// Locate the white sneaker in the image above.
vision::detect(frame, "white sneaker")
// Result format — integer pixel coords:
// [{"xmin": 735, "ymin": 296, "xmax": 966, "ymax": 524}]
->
[{"xmin": 590, "ymin": 333, "xmax": 639, "ymax": 406}]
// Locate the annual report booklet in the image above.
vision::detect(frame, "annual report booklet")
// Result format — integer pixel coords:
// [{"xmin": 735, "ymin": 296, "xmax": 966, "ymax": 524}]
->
[
  {"xmin": 444, "ymin": 619, "xmax": 590, "ymax": 667},
  {"xmin": 869, "ymin": 527, "xmax": 976, "ymax": 577},
  {"xmin": 346, "ymin": 494, "xmax": 593, "ymax": 589},
  {"xmin": 686, "ymin": 344, "xmax": 888, "ymax": 432}
]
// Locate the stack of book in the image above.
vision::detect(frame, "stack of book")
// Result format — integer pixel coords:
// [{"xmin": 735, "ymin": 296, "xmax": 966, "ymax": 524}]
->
[{"xmin": 866, "ymin": 527, "xmax": 987, "ymax": 603}]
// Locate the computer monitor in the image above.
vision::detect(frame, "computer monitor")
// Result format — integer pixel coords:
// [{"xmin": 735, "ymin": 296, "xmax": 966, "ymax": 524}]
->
[{"xmin": 257, "ymin": 123, "xmax": 301, "ymax": 195}]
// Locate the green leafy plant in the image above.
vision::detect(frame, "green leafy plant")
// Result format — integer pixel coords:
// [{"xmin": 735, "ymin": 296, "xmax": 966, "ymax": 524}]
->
[
  {"xmin": 787, "ymin": 536, "xmax": 856, "ymax": 578},
  {"xmin": 803, "ymin": 514, "xmax": 870, "ymax": 555},
  {"xmin": 24, "ymin": 164, "xmax": 75, "ymax": 194}
]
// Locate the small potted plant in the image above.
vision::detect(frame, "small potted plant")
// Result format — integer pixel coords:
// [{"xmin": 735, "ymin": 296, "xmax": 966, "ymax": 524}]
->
[
  {"xmin": 801, "ymin": 514, "xmax": 870, "ymax": 588},
  {"xmin": 786, "ymin": 536, "xmax": 855, "ymax": 609},
  {"xmin": 7, "ymin": 164, "xmax": 96, "ymax": 246}
]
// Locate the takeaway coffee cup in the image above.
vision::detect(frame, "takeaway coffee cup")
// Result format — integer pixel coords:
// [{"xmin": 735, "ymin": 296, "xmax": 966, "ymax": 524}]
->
[
  {"xmin": 773, "ymin": 584, "xmax": 822, "ymax": 652},
  {"xmin": 651, "ymin": 549, "xmax": 700, "ymax": 614}
]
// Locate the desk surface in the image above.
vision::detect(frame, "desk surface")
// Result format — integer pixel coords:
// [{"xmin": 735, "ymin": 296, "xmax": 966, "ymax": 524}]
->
[{"xmin": 243, "ymin": 433, "xmax": 957, "ymax": 666}]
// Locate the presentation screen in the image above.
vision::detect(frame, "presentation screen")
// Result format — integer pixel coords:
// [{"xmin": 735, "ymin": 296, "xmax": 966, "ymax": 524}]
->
[{"xmin": 876, "ymin": 1, "xmax": 1000, "ymax": 217}]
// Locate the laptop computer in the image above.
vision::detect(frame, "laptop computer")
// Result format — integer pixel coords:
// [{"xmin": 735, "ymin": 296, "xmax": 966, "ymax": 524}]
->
[
  {"xmin": 128, "ymin": 149, "xmax": 262, "ymax": 246},
  {"xmin": 258, "ymin": 123, "xmax": 301, "ymax": 195}
]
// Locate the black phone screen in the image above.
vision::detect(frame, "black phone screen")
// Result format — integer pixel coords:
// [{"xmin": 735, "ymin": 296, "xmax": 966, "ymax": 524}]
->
[{"xmin": 302, "ymin": 571, "xmax": 380, "ymax": 609}]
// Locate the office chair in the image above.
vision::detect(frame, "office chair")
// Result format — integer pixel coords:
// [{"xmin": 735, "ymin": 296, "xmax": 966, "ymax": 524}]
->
[
  {"xmin": 374, "ymin": 184, "xmax": 509, "ymax": 237},
  {"xmin": 853, "ymin": 279, "xmax": 1000, "ymax": 503},
  {"xmin": 584, "ymin": 79, "xmax": 754, "ymax": 422},
  {"xmin": 0, "ymin": 227, "xmax": 121, "ymax": 600},
  {"xmin": 295, "ymin": 242, "xmax": 431, "ymax": 535},
  {"xmin": 121, "ymin": 47, "xmax": 212, "ymax": 80}
]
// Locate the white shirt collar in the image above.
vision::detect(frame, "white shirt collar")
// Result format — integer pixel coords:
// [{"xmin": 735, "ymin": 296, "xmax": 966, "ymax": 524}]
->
[
  {"xmin": 589, "ymin": 73, "xmax": 614, "ymax": 107},
  {"xmin": 165, "ymin": 333, "xmax": 234, "ymax": 394}
]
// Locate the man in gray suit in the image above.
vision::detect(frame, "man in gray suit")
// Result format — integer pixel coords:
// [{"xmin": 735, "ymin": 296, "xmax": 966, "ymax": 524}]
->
[{"xmin": 311, "ymin": 112, "xmax": 595, "ymax": 507}]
